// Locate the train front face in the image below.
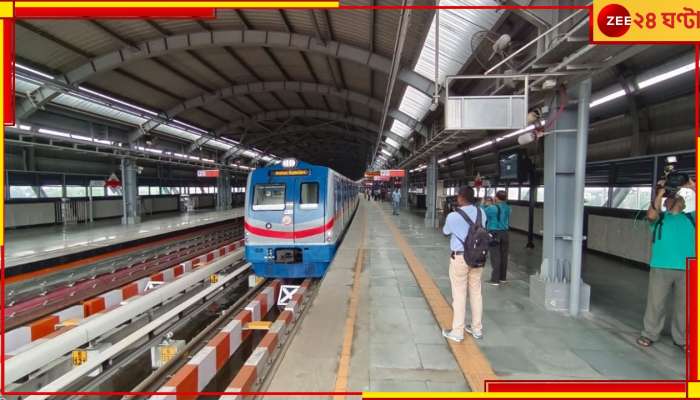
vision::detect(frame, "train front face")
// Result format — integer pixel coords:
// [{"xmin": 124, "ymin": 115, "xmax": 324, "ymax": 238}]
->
[{"xmin": 244, "ymin": 160, "xmax": 333, "ymax": 278}]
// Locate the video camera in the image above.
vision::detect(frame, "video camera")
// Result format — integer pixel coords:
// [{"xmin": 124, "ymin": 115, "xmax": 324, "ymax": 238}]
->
[{"xmin": 660, "ymin": 156, "xmax": 689, "ymax": 198}]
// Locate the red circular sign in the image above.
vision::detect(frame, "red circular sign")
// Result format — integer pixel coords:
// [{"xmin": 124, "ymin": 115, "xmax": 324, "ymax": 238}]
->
[{"xmin": 597, "ymin": 3, "xmax": 631, "ymax": 38}]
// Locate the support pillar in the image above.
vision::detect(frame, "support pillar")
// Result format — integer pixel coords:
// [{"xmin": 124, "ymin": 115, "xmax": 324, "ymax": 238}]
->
[
  {"xmin": 425, "ymin": 155, "xmax": 438, "ymax": 228},
  {"xmin": 217, "ymin": 170, "xmax": 232, "ymax": 210},
  {"xmin": 401, "ymin": 169, "xmax": 409, "ymax": 209},
  {"xmin": 529, "ymin": 80, "xmax": 591, "ymax": 314},
  {"xmin": 526, "ymin": 158, "xmax": 537, "ymax": 249},
  {"xmin": 121, "ymin": 158, "xmax": 141, "ymax": 225}
]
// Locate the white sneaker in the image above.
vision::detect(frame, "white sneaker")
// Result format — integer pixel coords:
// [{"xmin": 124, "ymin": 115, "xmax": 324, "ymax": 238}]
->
[
  {"xmin": 442, "ymin": 329, "xmax": 464, "ymax": 343},
  {"xmin": 464, "ymin": 325, "xmax": 483, "ymax": 339}
]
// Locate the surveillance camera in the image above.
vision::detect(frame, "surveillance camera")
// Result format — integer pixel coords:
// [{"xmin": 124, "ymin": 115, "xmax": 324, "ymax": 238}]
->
[{"xmin": 137, "ymin": 166, "xmax": 144, "ymax": 174}]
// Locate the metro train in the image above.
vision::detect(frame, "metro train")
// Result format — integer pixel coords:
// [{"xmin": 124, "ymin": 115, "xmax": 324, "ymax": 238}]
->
[{"xmin": 244, "ymin": 159, "xmax": 359, "ymax": 278}]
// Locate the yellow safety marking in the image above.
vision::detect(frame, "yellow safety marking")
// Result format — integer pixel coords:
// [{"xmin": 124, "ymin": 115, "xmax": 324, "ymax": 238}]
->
[
  {"xmin": 57, "ymin": 318, "xmax": 81, "ymax": 327},
  {"xmin": 209, "ymin": 274, "xmax": 219, "ymax": 284},
  {"xmin": 15, "ymin": 2, "xmax": 339, "ymax": 8},
  {"xmin": 159, "ymin": 344, "xmax": 179, "ymax": 364},
  {"xmin": 334, "ymin": 205, "xmax": 367, "ymax": 399},
  {"xmin": 362, "ymin": 392, "xmax": 687, "ymax": 399},
  {"xmin": 376, "ymin": 203, "xmax": 497, "ymax": 392},
  {"xmin": 245, "ymin": 321, "xmax": 272, "ymax": 330},
  {"xmin": 71, "ymin": 349, "xmax": 88, "ymax": 366}
]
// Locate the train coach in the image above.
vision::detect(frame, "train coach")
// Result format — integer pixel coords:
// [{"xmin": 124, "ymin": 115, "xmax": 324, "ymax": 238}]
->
[{"xmin": 244, "ymin": 159, "xmax": 359, "ymax": 278}]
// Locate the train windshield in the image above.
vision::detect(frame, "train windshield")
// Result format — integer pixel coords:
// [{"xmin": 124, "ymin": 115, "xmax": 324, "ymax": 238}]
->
[
  {"xmin": 300, "ymin": 182, "xmax": 319, "ymax": 209},
  {"xmin": 252, "ymin": 184, "xmax": 285, "ymax": 211}
]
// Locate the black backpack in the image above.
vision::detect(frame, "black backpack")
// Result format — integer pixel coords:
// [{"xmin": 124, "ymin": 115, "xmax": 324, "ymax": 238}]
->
[
  {"xmin": 455, "ymin": 207, "xmax": 491, "ymax": 267},
  {"xmin": 652, "ymin": 212, "xmax": 695, "ymax": 243}
]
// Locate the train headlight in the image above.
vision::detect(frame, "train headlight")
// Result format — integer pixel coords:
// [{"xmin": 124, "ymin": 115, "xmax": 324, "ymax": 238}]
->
[
  {"xmin": 281, "ymin": 158, "xmax": 297, "ymax": 168},
  {"xmin": 326, "ymin": 231, "xmax": 333, "ymax": 242}
]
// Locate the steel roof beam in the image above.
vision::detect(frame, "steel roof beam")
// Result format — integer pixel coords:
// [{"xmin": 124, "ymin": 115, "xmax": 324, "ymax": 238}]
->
[
  {"xmin": 127, "ymin": 80, "xmax": 427, "ymax": 142},
  {"xmin": 24, "ymin": 29, "xmax": 435, "ymax": 109}
]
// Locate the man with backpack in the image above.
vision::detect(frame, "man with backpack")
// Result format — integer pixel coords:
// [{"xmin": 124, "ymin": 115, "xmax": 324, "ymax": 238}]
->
[
  {"xmin": 636, "ymin": 178, "xmax": 695, "ymax": 350},
  {"xmin": 441, "ymin": 186, "xmax": 489, "ymax": 342},
  {"xmin": 484, "ymin": 190, "xmax": 512, "ymax": 286}
]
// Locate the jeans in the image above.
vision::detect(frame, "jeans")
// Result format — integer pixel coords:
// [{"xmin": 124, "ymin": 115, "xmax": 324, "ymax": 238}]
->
[
  {"xmin": 489, "ymin": 230, "xmax": 510, "ymax": 282},
  {"xmin": 392, "ymin": 200, "xmax": 400, "ymax": 215},
  {"xmin": 642, "ymin": 268, "xmax": 686, "ymax": 345},
  {"xmin": 449, "ymin": 256, "xmax": 483, "ymax": 335}
]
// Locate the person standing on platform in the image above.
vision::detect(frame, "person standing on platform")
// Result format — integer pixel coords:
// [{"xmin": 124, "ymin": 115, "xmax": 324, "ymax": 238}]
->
[
  {"xmin": 441, "ymin": 186, "xmax": 487, "ymax": 342},
  {"xmin": 484, "ymin": 190, "xmax": 511, "ymax": 286},
  {"xmin": 392, "ymin": 187, "xmax": 401, "ymax": 215},
  {"xmin": 636, "ymin": 178, "xmax": 696, "ymax": 351}
]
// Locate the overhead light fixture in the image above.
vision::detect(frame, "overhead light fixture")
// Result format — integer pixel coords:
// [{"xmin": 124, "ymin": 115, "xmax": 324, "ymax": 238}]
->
[
  {"xmin": 16, "ymin": 63, "xmax": 55, "ymax": 80},
  {"xmin": 590, "ymin": 89, "xmax": 626, "ymax": 108},
  {"xmin": 469, "ymin": 141, "xmax": 493, "ymax": 152},
  {"xmin": 637, "ymin": 62, "xmax": 694, "ymax": 90}
]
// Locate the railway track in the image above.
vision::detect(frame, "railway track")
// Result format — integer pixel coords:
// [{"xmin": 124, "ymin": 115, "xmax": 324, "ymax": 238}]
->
[
  {"xmin": 5, "ymin": 221, "xmax": 243, "ymax": 330},
  {"xmin": 7, "ymin": 259, "xmax": 318, "ymax": 400}
]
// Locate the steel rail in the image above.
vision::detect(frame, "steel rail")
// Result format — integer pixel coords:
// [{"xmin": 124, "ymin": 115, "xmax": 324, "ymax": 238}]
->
[
  {"xmin": 67, "ymin": 266, "xmax": 256, "ymax": 399},
  {"xmin": 7, "ymin": 252, "xmax": 248, "ymax": 384},
  {"xmin": 5, "ymin": 225, "xmax": 242, "ymax": 330}
]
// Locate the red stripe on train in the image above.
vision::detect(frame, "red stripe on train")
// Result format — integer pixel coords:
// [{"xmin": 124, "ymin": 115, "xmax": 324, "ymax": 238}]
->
[{"xmin": 245, "ymin": 218, "xmax": 334, "ymax": 239}]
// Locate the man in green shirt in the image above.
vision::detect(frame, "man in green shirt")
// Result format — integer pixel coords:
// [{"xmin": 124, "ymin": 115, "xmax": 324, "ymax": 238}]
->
[
  {"xmin": 483, "ymin": 190, "xmax": 512, "ymax": 286},
  {"xmin": 637, "ymin": 178, "xmax": 696, "ymax": 350}
]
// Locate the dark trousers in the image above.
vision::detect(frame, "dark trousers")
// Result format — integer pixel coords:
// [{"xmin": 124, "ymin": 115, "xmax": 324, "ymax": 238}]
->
[{"xmin": 489, "ymin": 230, "xmax": 510, "ymax": 282}]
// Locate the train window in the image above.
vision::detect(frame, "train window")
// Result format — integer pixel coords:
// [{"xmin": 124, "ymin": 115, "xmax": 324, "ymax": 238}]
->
[
  {"xmin": 253, "ymin": 184, "xmax": 286, "ymax": 211},
  {"xmin": 300, "ymin": 182, "xmax": 319, "ymax": 209}
]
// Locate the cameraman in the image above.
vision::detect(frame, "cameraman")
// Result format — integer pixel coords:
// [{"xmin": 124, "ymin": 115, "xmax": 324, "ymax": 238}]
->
[{"xmin": 636, "ymin": 177, "xmax": 695, "ymax": 350}]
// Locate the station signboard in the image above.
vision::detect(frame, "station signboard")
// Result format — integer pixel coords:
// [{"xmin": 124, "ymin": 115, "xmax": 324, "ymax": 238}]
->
[{"xmin": 197, "ymin": 169, "xmax": 220, "ymax": 178}]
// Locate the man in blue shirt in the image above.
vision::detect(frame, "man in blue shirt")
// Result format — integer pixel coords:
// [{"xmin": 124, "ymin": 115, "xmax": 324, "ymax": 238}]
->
[
  {"xmin": 441, "ymin": 186, "xmax": 487, "ymax": 342},
  {"xmin": 483, "ymin": 190, "xmax": 512, "ymax": 286},
  {"xmin": 636, "ymin": 178, "xmax": 695, "ymax": 350},
  {"xmin": 391, "ymin": 188, "xmax": 401, "ymax": 215}
]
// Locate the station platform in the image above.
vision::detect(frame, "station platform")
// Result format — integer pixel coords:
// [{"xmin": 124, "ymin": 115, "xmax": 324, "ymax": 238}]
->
[
  {"xmin": 266, "ymin": 200, "xmax": 684, "ymax": 395},
  {"xmin": 4, "ymin": 208, "xmax": 243, "ymax": 271}
]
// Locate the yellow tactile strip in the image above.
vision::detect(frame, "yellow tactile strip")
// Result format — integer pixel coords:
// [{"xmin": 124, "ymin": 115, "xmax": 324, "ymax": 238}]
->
[
  {"xmin": 376, "ymin": 203, "xmax": 497, "ymax": 392},
  {"xmin": 334, "ymin": 204, "xmax": 368, "ymax": 398}
]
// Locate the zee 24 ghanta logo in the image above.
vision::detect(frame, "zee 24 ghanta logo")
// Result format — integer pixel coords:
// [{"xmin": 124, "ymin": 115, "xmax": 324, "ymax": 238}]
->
[{"xmin": 596, "ymin": 2, "xmax": 700, "ymax": 39}]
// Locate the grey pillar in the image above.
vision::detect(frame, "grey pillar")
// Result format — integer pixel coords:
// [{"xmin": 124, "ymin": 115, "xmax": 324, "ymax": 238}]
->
[
  {"xmin": 529, "ymin": 81, "xmax": 591, "ymax": 314},
  {"xmin": 401, "ymin": 169, "xmax": 409, "ymax": 209},
  {"xmin": 569, "ymin": 77, "xmax": 592, "ymax": 317},
  {"xmin": 425, "ymin": 155, "xmax": 438, "ymax": 228},
  {"xmin": 121, "ymin": 158, "xmax": 141, "ymax": 225},
  {"xmin": 217, "ymin": 171, "xmax": 232, "ymax": 210}
]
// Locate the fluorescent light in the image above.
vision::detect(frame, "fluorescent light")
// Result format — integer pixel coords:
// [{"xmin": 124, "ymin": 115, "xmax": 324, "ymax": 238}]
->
[
  {"xmin": 438, "ymin": 157, "xmax": 448, "ymax": 164},
  {"xmin": 16, "ymin": 63, "xmax": 54, "ymax": 79},
  {"xmin": 18, "ymin": 124, "xmax": 31, "ymax": 131},
  {"xmin": 447, "ymin": 151, "xmax": 464, "ymax": 160},
  {"xmin": 78, "ymin": 86, "xmax": 159, "ymax": 116},
  {"xmin": 637, "ymin": 62, "xmax": 695, "ymax": 89},
  {"xmin": 590, "ymin": 89, "xmax": 626, "ymax": 108},
  {"xmin": 71, "ymin": 134, "xmax": 93, "ymax": 142},
  {"xmin": 38, "ymin": 128, "xmax": 71, "ymax": 138},
  {"xmin": 469, "ymin": 140, "xmax": 493, "ymax": 152},
  {"xmin": 381, "ymin": 148, "xmax": 392, "ymax": 157},
  {"xmin": 173, "ymin": 119, "xmax": 208, "ymax": 135}
]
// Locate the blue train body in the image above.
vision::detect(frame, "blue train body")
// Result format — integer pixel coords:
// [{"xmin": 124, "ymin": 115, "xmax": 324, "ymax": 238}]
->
[{"xmin": 244, "ymin": 160, "xmax": 359, "ymax": 278}]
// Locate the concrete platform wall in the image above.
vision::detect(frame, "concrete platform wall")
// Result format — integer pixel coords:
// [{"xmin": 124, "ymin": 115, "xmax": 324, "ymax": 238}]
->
[{"xmin": 510, "ymin": 205, "xmax": 650, "ymax": 264}]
